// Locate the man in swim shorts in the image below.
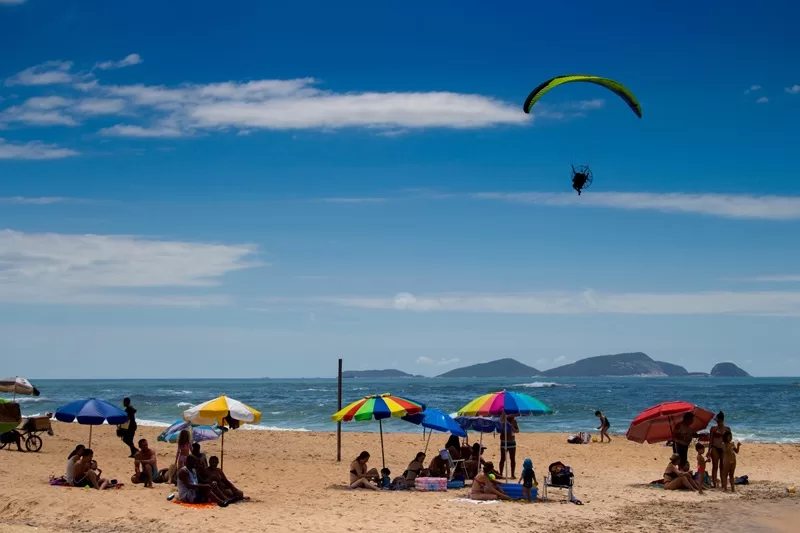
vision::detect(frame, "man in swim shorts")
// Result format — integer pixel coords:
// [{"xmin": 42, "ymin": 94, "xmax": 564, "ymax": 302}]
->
[{"xmin": 132, "ymin": 439, "xmax": 160, "ymax": 487}]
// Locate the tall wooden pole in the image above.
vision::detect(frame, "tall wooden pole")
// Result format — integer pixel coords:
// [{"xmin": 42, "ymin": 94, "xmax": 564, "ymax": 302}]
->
[{"xmin": 337, "ymin": 358, "xmax": 343, "ymax": 462}]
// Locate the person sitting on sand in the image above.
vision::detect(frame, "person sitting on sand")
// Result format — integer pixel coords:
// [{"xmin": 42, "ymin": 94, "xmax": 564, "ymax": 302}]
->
[
  {"xmin": 680, "ymin": 461, "xmax": 705, "ymax": 492},
  {"xmin": 471, "ymin": 462, "xmax": 510, "ymax": 501},
  {"xmin": 65, "ymin": 444, "xmax": 85, "ymax": 485},
  {"xmin": 73, "ymin": 449, "xmax": 110, "ymax": 490},
  {"xmin": 663, "ymin": 453, "xmax": 703, "ymax": 492},
  {"xmin": 178, "ymin": 455, "xmax": 231, "ymax": 507},
  {"xmin": 720, "ymin": 431, "xmax": 741, "ymax": 493},
  {"xmin": 191, "ymin": 442, "xmax": 209, "ymax": 469},
  {"xmin": 202, "ymin": 456, "xmax": 246, "ymax": 501},
  {"xmin": 464, "ymin": 443, "xmax": 486, "ymax": 479},
  {"xmin": 403, "ymin": 452, "xmax": 429, "ymax": 486},
  {"xmin": 349, "ymin": 451, "xmax": 379, "ymax": 490},
  {"xmin": 132, "ymin": 438, "xmax": 159, "ymax": 488}
]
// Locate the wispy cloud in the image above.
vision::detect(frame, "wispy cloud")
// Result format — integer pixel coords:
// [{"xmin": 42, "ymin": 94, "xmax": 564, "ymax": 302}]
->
[
  {"xmin": 416, "ymin": 356, "xmax": 461, "ymax": 366},
  {"xmin": 74, "ymin": 98, "xmax": 127, "ymax": 115},
  {"xmin": 731, "ymin": 275, "xmax": 800, "ymax": 283},
  {"xmin": 756, "ymin": 97, "xmax": 769, "ymax": 104},
  {"xmin": 786, "ymin": 85, "xmax": 800, "ymax": 95},
  {"xmin": 0, "ymin": 196, "xmax": 86, "ymax": 205},
  {"xmin": 5, "ymin": 60, "xmax": 76, "ymax": 86},
  {"xmin": 469, "ymin": 191, "xmax": 800, "ymax": 220},
  {"xmin": 744, "ymin": 85, "xmax": 762, "ymax": 94},
  {"xmin": 98, "ymin": 123, "xmax": 185, "ymax": 138},
  {"xmin": 0, "ymin": 230, "xmax": 263, "ymax": 306},
  {"xmin": 94, "ymin": 54, "xmax": 143, "ymax": 71},
  {"xmin": 0, "ymin": 138, "xmax": 78, "ymax": 160},
  {"xmin": 307, "ymin": 289, "xmax": 800, "ymax": 317}
]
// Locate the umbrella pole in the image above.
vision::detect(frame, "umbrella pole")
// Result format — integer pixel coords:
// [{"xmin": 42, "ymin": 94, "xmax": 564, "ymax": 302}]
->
[
  {"xmin": 221, "ymin": 431, "xmax": 225, "ymax": 470},
  {"xmin": 89, "ymin": 425, "xmax": 93, "ymax": 449},
  {"xmin": 423, "ymin": 429, "xmax": 432, "ymax": 456},
  {"xmin": 669, "ymin": 416, "xmax": 675, "ymax": 455},
  {"xmin": 379, "ymin": 419, "xmax": 386, "ymax": 470}
]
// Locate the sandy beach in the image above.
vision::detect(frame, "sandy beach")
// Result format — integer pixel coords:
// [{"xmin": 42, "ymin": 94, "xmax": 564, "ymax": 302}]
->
[{"xmin": 1, "ymin": 424, "xmax": 798, "ymax": 533}]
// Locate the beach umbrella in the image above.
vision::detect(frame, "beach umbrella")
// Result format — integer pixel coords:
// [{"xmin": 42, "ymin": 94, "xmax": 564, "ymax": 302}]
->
[
  {"xmin": 332, "ymin": 393, "xmax": 425, "ymax": 469},
  {"xmin": 182, "ymin": 395, "xmax": 261, "ymax": 469},
  {"xmin": 454, "ymin": 416, "xmax": 510, "ymax": 450},
  {"xmin": 54, "ymin": 398, "xmax": 127, "ymax": 448},
  {"xmin": 457, "ymin": 390, "xmax": 553, "ymax": 417},
  {"xmin": 0, "ymin": 377, "xmax": 40, "ymax": 400},
  {"xmin": 457, "ymin": 391, "xmax": 552, "ymax": 479},
  {"xmin": 157, "ymin": 420, "xmax": 223, "ymax": 444},
  {"xmin": 627, "ymin": 401, "xmax": 714, "ymax": 444},
  {"xmin": 402, "ymin": 408, "xmax": 466, "ymax": 454}
]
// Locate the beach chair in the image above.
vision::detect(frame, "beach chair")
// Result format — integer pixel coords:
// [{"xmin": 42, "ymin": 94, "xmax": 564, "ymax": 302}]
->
[
  {"xmin": 439, "ymin": 449, "xmax": 465, "ymax": 481},
  {"xmin": 543, "ymin": 461, "xmax": 574, "ymax": 501}
]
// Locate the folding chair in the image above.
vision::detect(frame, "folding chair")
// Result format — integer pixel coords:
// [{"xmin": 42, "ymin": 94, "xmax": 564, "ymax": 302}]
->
[
  {"xmin": 439, "ymin": 449, "xmax": 465, "ymax": 481},
  {"xmin": 543, "ymin": 464, "xmax": 574, "ymax": 501}
]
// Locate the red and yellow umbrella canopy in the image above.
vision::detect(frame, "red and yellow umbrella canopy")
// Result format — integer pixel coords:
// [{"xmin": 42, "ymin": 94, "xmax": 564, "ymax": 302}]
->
[{"xmin": 332, "ymin": 393, "xmax": 425, "ymax": 422}]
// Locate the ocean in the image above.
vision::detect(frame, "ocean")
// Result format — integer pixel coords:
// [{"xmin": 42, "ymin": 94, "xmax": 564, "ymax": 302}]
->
[{"xmin": 6, "ymin": 377, "xmax": 800, "ymax": 443}]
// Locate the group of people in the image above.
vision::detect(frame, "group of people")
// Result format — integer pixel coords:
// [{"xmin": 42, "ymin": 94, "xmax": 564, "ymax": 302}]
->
[
  {"xmin": 61, "ymin": 428, "xmax": 246, "ymax": 507},
  {"xmin": 662, "ymin": 411, "xmax": 742, "ymax": 493}
]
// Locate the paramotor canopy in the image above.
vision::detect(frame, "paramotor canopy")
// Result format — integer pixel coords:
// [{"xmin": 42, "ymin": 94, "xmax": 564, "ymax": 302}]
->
[{"xmin": 523, "ymin": 75, "xmax": 642, "ymax": 119}]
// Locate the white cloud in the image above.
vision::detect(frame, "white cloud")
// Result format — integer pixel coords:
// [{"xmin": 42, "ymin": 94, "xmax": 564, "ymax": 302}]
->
[
  {"xmin": 1, "ymin": 96, "xmax": 79, "ymax": 126},
  {"xmin": 312, "ymin": 290, "xmax": 800, "ymax": 317},
  {"xmin": 470, "ymin": 191, "xmax": 800, "ymax": 220},
  {"xmin": 786, "ymin": 85, "xmax": 800, "ymax": 95},
  {"xmin": 744, "ymin": 85, "xmax": 761, "ymax": 94},
  {"xmin": 5, "ymin": 60, "xmax": 75, "ymax": 86},
  {"xmin": 553, "ymin": 356, "xmax": 567, "ymax": 364},
  {"xmin": 0, "ymin": 138, "xmax": 78, "ymax": 159},
  {"xmin": 533, "ymin": 99, "xmax": 605, "ymax": 120},
  {"xmin": 98, "ymin": 123, "xmax": 185, "ymax": 138},
  {"xmin": 22, "ymin": 96, "xmax": 73, "ymax": 109},
  {"xmin": 0, "ymin": 230, "xmax": 262, "ymax": 306},
  {"xmin": 416, "ymin": 356, "xmax": 461, "ymax": 366},
  {"xmin": 74, "ymin": 98, "xmax": 126, "ymax": 115},
  {"xmin": 756, "ymin": 97, "xmax": 769, "ymax": 104},
  {"xmin": 94, "ymin": 54, "xmax": 143, "ymax": 71},
  {"xmin": 0, "ymin": 196, "xmax": 82, "ymax": 205}
]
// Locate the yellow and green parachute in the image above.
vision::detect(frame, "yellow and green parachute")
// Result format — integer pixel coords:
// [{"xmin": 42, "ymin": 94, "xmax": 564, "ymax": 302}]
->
[{"xmin": 523, "ymin": 75, "xmax": 642, "ymax": 118}]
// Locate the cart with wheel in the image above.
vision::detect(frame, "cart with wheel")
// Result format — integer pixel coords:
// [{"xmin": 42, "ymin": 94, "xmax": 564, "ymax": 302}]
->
[{"xmin": 0, "ymin": 415, "xmax": 53, "ymax": 452}]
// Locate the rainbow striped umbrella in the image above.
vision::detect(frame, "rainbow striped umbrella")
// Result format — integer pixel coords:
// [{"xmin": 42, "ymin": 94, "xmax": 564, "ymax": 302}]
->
[
  {"xmin": 332, "ymin": 393, "xmax": 425, "ymax": 468},
  {"xmin": 457, "ymin": 390, "xmax": 552, "ymax": 417}
]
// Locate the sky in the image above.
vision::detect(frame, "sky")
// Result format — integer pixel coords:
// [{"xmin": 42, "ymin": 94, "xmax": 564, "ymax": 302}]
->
[{"xmin": 1, "ymin": 0, "xmax": 799, "ymax": 378}]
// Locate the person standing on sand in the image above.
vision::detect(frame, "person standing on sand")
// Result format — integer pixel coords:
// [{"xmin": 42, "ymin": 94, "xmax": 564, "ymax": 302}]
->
[
  {"xmin": 708, "ymin": 411, "xmax": 731, "ymax": 489},
  {"xmin": 595, "ymin": 410, "xmax": 611, "ymax": 443},
  {"xmin": 121, "ymin": 397, "xmax": 138, "ymax": 457},
  {"xmin": 672, "ymin": 412, "xmax": 700, "ymax": 467},
  {"xmin": 498, "ymin": 411, "xmax": 519, "ymax": 479}
]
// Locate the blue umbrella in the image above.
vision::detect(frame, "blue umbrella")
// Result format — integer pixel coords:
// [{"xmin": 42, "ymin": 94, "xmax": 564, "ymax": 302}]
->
[
  {"xmin": 402, "ymin": 408, "xmax": 466, "ymax": 454},
  {"xmin": 157, "ymin": 420, "xmax": 222, "ymax": 444},
  {"xmin": 55, "ymin": 398, "xmax": 128, "ymax": 447}
]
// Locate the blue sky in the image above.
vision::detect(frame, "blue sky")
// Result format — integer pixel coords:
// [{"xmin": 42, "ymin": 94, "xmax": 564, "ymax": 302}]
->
[{"xmin": 1, "ymin": 0, "xmax": 799, "ymax": 378}]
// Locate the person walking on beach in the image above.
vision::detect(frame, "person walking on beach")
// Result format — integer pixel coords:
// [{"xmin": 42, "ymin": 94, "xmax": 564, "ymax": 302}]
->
[
  {"xmin": 120, "ymin": 397, "xmax": 138, "ymax": 457},
  {"xmin": 595, "ymin": 410, "xmax": 611, "ymax": 443}
]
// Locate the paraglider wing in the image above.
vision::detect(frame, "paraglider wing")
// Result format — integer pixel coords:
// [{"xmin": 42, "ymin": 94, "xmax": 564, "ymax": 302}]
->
[{"xmin": 523, "ymin": 75, "xmax": 642, "ymax": 118}]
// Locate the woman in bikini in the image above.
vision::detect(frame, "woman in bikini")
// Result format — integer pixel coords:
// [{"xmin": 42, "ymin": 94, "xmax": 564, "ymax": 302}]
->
[
  {"xmin": 470, "ymin": 462, "xmax": 510, "ymax": 501},
  {"xmin": 349, "ymin": 451, "xmax": 379, "ymax": 490},
  {"xmin": 663, "ymin": 454, "xmax": 703, "ymax": 492},
  {"xmin": 403, "ymin": 452, "xmax": 429, "ymax": 486},
  {"xmin": 708, "ymin": 411, "xmax": 731, "ymax": 488}
]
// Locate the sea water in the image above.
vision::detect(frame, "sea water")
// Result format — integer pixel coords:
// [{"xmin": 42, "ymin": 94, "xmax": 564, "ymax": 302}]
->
[{"xmin": 6, "ymin": 377, "xmax": 799, "ymax": 443}]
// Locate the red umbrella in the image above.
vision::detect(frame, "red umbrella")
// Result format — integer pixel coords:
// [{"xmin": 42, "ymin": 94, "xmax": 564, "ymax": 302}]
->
[{"xmin": 626, "ymin": 401, "xmax": 714, "ymax": 444}]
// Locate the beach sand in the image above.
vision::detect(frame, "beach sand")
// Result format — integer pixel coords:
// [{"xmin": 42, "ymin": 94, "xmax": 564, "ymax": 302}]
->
[{"xmin": 1, "ymin": 425, "xmax": 799, "ymax": 532}]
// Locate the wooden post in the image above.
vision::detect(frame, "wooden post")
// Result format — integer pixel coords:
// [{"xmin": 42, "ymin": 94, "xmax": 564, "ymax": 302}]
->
[{"xmin": 337, "ymin": 358, "xmax": 343, "ymax": 462}]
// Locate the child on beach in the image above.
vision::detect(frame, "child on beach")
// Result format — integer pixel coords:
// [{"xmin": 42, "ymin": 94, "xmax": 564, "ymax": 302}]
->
[
  {"xmin": 695, "ymin": 443, "xmax": 711, "ymax": 487},
  {"xmin": 595, "ymin": 411, "xmax": 611, "ymax": 443},
  {"xmin": 379, "ymin": 468, "xmax": 392, "ymax": 489},
  {"xmin": 721, "ymin": 431, "xmax": 741, "ymax": 492},
  {"xmin": 518, "ymin": 458, "xmax": 538, "ymax": 502}
]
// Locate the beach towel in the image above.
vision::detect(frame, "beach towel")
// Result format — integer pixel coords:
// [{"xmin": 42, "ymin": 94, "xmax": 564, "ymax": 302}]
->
[
  {"xmin": 446, "ymin": 498, "xmax": 500, "ymax": 505},
  {"xmin": 171, "ymin": 499, "xmax": 217, "ymax": 509}
]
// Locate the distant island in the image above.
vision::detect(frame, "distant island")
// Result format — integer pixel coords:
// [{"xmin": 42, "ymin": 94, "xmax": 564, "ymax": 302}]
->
[
  {"xmin": 437, "ymin": 358, "xmax": 540, "ymax": 378},
  {"xmin": 710, "ymin": 362, "xmax": 751, "ymax": 378},
  {"xmin": 341, "ymin": 369, "xmax": 422, "ymax": 379},
  {"xmin": 434, "ymin": 353, "xmax": 751, "ymax": 378}
]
